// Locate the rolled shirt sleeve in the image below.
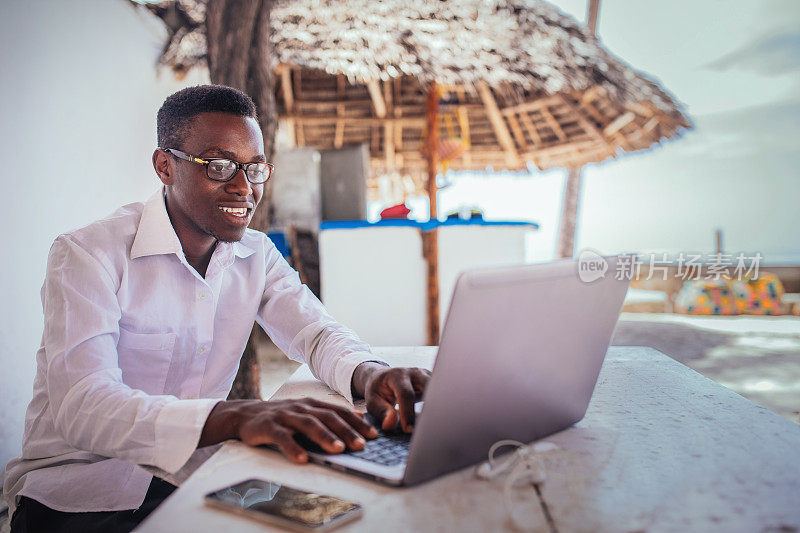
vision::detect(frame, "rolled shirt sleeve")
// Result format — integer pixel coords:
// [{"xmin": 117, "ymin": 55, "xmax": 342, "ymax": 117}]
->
[{"xmin": 256, "ymin": 244, "xmax": 386, "ymax": 404}]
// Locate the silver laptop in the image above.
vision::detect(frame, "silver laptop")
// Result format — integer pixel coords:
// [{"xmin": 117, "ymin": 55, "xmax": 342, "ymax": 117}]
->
[{"xmin": 296, "ymin": 257, "xmax": 630, "ymax": 486}]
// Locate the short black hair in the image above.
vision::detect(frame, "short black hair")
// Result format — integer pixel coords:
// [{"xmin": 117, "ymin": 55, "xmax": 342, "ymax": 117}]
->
[{"xmin": 156, "ymin": 85, "xmax": 258, "ymax": 149}]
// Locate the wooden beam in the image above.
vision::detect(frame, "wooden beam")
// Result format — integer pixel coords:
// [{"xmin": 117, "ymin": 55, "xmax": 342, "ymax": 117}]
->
[
  {"xmin": 292, "ymin": 66, "xmax": 303, "ymax": 104},
  {"xmin": 525, "ymin": 140, "xmax": 606, "ymax": 159},
  {"xmin": 394, "ymin": 120, "xmax": 403, "ymax": 146},
  {"xmin": 580, "ymin": 99, "xmax": 606, "ymax": 126},
  {"xmin": 499, "ymin": 96, "xmax": 564, "ymax": 117},
  {"xmin": 643, "ymin": 116, "xmax": 659, "ymax": 133},
  {"xmin": 384, "ymin": 122, "xmax": 395, "ymax": 167},
  {"xmin": 458, "ymin": 106, "xmax": 472, "ymax": 167},
  {"xmin": 603, "ymin": 111, "xmax": 636, "ymax": 136},
  {"xmin": 366, "ymin": 79, "xmax": 387, "ymax": 118},
  {"xmin": 518, "ymin": 112, "xmax": 542, "ymax": 147},
  {"xmin": 559, "ymin": 95, "xmax": 608, "ymax": 147},
  {"xmin": 476, "ymin": 81, "xmax": 519, "ymax": 167},
  {"xmin": 506, "ymin": 113, "xmax": 528, "ymax": 153},
  {"xmin": 334, "ymin": 103, "xmax": 345, "ymax": 149},
  {"xmin": 540, "ymin": 105, "xmax": 567, "ymax": 141},
  {"xmin": 282, "ymin": 115, "xmax": 425, "ymax": 127},
  {"xmin": 280, "ymin": 67, "xmax": 296, "ymax": 148},
  {"xmin": 280, "ymin": 66, "xmax": 294, "ymax": 112},
  {"xmin": 581, "ymin": 85, "xmax": 605, "ymax": 104},
  {"xmin": 625, "ymin": 102, "xmax": 654, "ymax": 118}
]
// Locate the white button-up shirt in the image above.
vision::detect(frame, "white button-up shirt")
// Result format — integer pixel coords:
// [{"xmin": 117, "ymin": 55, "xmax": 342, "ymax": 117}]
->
[{"xmin": 3, "ymin": 189, "xmax": 381, "ymax": 515}]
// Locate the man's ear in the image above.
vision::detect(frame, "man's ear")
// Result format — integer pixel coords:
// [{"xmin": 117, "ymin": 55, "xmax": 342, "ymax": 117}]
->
[{"xmin": 152, "ymin": 149, "xmax": 174, "ymax": 186}]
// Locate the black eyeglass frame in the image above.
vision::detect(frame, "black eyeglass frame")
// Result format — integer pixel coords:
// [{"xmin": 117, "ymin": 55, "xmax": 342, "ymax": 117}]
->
[{"xmin": 162, "ymin": 148, "xmax": 274, "ymax": 184}]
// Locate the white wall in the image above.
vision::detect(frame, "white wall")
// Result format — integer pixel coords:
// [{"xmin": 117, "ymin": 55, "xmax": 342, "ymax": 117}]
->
[
  {"xmin": 0, "ymin": 1, "xmax": 208, "ymax": 479},
  {"xmin": 320, "ymin": 227, "xmax": 428, "ymax": 345}
]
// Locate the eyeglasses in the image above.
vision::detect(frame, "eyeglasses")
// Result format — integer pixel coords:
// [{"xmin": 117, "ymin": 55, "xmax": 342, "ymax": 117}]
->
[{"xmin": 163, "ymin": 148, "xmax": 274, "ymax": 184}]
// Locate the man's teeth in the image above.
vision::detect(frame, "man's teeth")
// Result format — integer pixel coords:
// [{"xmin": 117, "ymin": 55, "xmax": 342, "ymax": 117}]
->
[{"xmin": 219, "ymin": 207, "xmax": 248, "ymax": 217}]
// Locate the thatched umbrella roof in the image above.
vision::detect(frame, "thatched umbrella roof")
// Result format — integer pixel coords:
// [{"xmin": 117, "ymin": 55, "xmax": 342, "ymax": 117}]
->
[{"xmin": 147, "ymin": 0, "xmax": 690, "ymax": 190}]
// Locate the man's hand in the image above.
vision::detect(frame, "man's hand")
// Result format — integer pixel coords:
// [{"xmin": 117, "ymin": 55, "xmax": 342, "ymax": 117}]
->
[
  {"xmin": 199, "ymin": 398, "xmax": 379, "ymax": 464},
  {"xmin": 352, "ymin": 363, "xmax": 431, "ymax": 433}
]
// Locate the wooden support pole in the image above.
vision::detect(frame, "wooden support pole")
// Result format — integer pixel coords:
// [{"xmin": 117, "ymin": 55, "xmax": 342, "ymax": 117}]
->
[
  {"xmin": 557, "ymin": 166, "xmax": 584, "ymax": 258},
  {"xmin": 587, "ymin": 0, "xmax": 600, "ymax": 35},
  {"xmin": 424, "ymin": 82, "xmax": 440, "ymax": 345}
]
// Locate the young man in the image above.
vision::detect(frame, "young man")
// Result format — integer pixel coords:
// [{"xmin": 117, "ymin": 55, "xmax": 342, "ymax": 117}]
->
[{"xmin": 4, "ymin": 85, "xmax": 430, "ymax": 532}]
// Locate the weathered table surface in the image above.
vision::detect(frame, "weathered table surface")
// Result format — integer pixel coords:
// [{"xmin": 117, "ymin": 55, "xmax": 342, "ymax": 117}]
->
[{"xmin": 137, "ymin": 346, "xmax": 800, "ymax": 532}]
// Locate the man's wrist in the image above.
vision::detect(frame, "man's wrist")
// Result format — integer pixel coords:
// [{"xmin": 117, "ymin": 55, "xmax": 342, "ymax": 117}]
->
[
  {"xmin": 199, "ymin": 400, "xmax": 249, "ymax": 447},
  {"xmin": 351, "ymin": 361, "xmax": 389, "ymax": 398}
]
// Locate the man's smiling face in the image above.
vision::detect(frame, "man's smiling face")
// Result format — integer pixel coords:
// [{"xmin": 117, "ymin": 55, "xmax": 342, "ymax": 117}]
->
[{"xmin": 159, "ymin": 111, "xmax": 265, "ymax": 247}]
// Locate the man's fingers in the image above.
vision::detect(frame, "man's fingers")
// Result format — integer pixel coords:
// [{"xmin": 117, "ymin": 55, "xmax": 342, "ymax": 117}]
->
[
  {"xmin": 304, "ymin": 398, "xmax": 378, "ymax": 438},
  {"xmin": 410, "ymin": 368, "xmax": 431, "ymax": 397},
  {"xmin": 271, "ymin": 427, "xmax": 310, "ymax": 464},
  {"xmin": 389, "ymin": 374, "xmax": 417, "ymax": 433},
  {"xmin": 366, "ymin": 391, "xmax": 397, "ymax": 431},
  {"xmin": 308, "ymin": 408, "xmax": 367, "ymax": 450},
  {"xmin": 283, "ymin": 413, "xmax": 345, "ymax": 454},
  {"xmin": 329, "ymin": 406, "xmax": 379, "ymax": 439},
  {"xmin": 240, "ymin": 422, "xmax": 308, "ymax": 464}
]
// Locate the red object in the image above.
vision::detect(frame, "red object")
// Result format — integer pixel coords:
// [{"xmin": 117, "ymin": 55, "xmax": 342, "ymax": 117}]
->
[{"xmin": 380, "ymin": 203, "xmax": 411, "ymax": 219}]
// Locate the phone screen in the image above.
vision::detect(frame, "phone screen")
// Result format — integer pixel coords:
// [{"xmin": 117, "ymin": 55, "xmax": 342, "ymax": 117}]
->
[{"xmin": 205, "ymin": 478, "xmax": 361, "ymax": 528}]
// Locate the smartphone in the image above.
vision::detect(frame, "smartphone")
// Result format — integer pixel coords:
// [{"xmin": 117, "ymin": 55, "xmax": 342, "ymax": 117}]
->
[{"xmin": 204, "ymin": 478, "xmax": 363, "ymax": 532}]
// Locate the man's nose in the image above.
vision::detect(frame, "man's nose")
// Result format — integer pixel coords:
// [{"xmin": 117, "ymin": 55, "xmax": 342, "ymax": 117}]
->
[{"xmin": 225, "ymin": 168, "xmax": 252, "ymax": 197}]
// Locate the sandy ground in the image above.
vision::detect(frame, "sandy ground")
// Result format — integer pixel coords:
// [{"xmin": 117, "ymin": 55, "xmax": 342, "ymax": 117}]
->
[
  {"xmin": 259, "ymin": 313, "xmax": 800, "ymax": 425},
  {"xmin": 612, "ymin": 313, "xmax": 800, "ymax": 424}
]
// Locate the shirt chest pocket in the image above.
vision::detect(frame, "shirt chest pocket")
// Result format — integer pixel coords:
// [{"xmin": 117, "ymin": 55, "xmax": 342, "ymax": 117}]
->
[{"xmin": 117, "ymin": 328, "xmax": 177, "ymax": 395}]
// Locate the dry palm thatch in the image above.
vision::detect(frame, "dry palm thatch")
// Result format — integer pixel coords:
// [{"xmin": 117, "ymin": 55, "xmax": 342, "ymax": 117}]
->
[{"xmin": 142, "ymin": 0, "xmax": 690, "ymax": 193}]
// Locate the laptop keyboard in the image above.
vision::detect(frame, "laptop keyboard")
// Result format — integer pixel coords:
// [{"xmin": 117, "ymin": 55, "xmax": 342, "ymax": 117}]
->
[
  {"xmin": 292, "ymin": 414, "xmax": 412, "ymax": 467},
  {"xmin": 347, "ymin": 431, "xmax": 410, "ymax": 466}
]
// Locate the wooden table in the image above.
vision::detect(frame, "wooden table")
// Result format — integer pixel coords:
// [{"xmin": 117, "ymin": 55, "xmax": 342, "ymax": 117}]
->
[{"xmin": 137, "ymin": 347, "xmax": 800, "ymax": 532}]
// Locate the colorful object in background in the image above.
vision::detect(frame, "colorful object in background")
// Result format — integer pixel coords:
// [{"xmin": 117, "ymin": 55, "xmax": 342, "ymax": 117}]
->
[
  {"xmin": 380, "ymin": 203, "xmax": 411, "ymax": 219},
  {"xmin": 732, "ymin": 272, "xmax": 786, "ymax": 315},
  {"xmin": 675, "ymin": 272, "xmax": 788, "ymax": 315},
  {"xmin": 675, "ymin": 279, "xmax": 739, "ymax": 315}
]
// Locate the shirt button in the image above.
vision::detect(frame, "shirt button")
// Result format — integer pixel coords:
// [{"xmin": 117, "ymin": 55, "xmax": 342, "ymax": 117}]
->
[
  {"xmin": 198, "ymin": 345, "xmax": 207, "ymax": 354},
  {"xmin": 198, "ymin": 292, "xmax": 208, "ymax": 300}
]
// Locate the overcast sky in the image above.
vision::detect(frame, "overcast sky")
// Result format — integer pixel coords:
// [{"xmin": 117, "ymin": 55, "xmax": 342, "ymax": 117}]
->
[{"xmin": 389, "ymin": 0, "xmax": 800, "ymax": 263}]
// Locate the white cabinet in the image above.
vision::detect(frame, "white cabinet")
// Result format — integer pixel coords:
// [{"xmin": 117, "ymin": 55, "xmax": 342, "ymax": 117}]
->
[{"xmin": 320, "ymin": 221, "xmax": 536, "ymax": 345}]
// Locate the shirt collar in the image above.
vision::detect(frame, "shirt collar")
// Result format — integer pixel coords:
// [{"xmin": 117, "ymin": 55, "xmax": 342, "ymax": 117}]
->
[
  {"xmin": 232, "ymin": 240, "xmax": 256, "ymax": 259},
  {"xmin": 130, "ymin": 188, "xmax": 256, "ymax": 260}
]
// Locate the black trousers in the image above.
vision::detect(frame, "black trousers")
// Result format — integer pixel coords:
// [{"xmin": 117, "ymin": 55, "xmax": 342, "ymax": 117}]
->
[{"xmin": 10, "ymin": 477, "xmax": 177, "ymax": 533}]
